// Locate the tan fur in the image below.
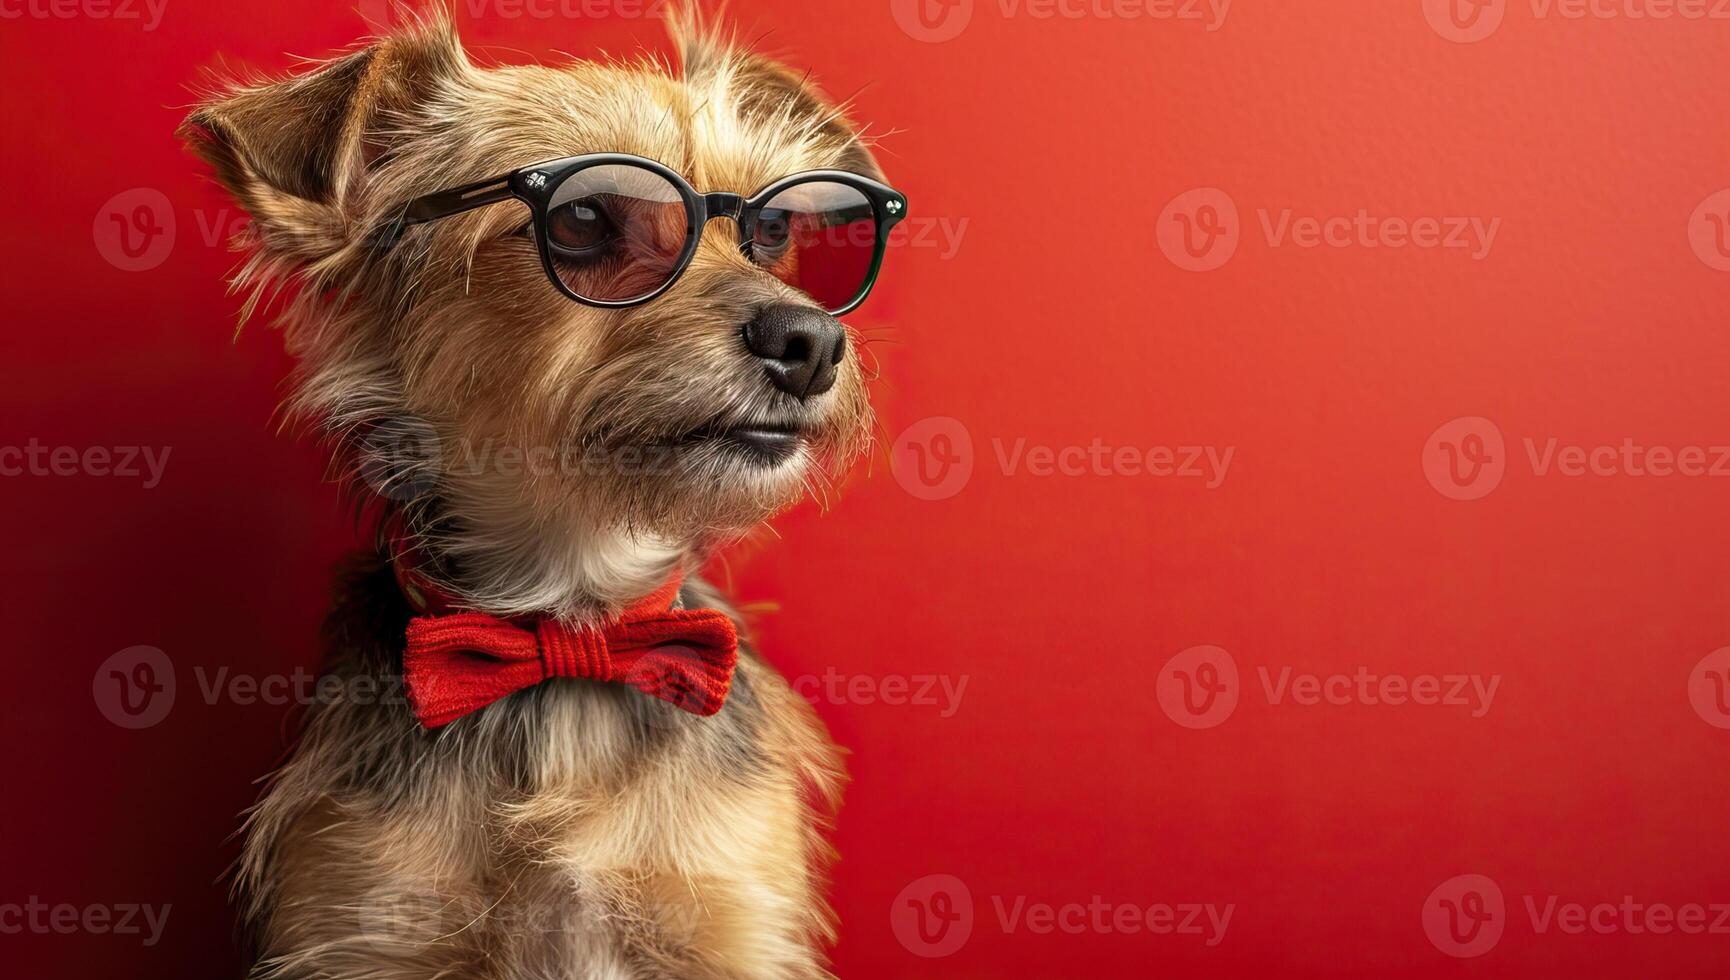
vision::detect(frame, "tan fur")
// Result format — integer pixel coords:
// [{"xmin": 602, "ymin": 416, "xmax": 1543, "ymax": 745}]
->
[
  {"xmin": 248, "ymin": 642, "xmax": 844, "ymax": 979},
  {"xmin": 181, "ymin": 6, "xmax": 889, "ymax": 977}
]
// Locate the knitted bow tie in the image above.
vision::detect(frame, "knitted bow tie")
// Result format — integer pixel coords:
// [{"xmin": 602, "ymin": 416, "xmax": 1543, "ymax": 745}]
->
[{"xmin": 398, "ymin": 574, "xmax": 739, "ymax": 729}]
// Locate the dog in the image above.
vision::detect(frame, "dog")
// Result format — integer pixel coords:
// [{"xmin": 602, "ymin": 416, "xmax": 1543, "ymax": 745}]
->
[{"xmin": 180, "ymin": 7, "xmax": 901, "ymax": 977}]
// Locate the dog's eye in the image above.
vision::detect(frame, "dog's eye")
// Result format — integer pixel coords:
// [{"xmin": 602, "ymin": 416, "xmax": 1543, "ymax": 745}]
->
[
  {"xmin": 749, "ymin": 210, "xmax": 794, "ymax": 265},
  {"xmin": 546, "ymin": 197, "xmax": 616, "ymax": 257}
]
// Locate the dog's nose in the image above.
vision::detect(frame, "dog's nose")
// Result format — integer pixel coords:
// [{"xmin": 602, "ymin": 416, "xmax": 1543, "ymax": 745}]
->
[{"xmin": 742, "ymin": 304, "xmax": 846, "ymax": 399}]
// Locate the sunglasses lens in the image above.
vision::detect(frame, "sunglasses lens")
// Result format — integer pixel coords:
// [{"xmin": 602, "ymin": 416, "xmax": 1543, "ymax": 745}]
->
[
  {"xmin": 752, "ymin": 181, "xmax": 879, "ymax": 313},
  {"xmin": 543, "ymin": 164, "xmax": 691, "ymax": 303}
]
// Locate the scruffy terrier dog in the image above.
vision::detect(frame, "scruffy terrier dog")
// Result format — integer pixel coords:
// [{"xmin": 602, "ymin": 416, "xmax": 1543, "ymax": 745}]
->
[{"xmin": 181, "ymin": 8, "xmax": 903, "ymax": 977}]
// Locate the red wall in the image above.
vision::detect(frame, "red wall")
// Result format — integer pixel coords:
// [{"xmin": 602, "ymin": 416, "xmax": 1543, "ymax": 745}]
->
[{"xmin": 5, "ymin": 0, "xmax": 1730, "ymax": 976}]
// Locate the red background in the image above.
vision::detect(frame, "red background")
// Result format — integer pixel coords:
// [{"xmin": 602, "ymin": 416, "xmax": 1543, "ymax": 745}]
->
[{"xmin": 5, "ymin": 0, "xmax": 1730, "ymax": 976}]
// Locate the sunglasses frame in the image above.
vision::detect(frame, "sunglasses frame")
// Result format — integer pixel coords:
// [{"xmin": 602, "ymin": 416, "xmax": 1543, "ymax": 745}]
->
[{"xmin": 377, "ymin": 153, "xmax": 909, "ymax": 315}]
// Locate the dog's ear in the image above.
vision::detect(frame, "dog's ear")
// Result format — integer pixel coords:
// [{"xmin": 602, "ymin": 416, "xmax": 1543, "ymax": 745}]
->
[
  {"xmin": 179, "ymin": 18, "xmax": 468, "ymax": 261},
  {"xmin": 668, "ymin": 9, "xmax": 887, "ymax": 183}
]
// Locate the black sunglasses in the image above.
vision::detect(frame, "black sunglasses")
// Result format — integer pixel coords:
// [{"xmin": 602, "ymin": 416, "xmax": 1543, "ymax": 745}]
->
[{"xmin": 377, "ymin": 153, "xmax": 909, "ymax": 315}]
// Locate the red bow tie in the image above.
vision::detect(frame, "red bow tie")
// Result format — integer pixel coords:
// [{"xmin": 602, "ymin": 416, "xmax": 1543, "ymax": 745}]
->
[{"xmin": 400, "ymin": 576, "xmax": 739, "ymax": 729}]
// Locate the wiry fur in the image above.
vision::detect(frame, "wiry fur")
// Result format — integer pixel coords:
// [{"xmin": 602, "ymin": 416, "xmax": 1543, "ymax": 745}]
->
[{"xmin": 181, "ymin": 7, "xmax": 888, "ymax": 977}]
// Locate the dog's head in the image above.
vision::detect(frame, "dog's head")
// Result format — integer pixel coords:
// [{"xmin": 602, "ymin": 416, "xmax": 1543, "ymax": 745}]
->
[{"xmin": 181, "ymin": 10, "xmax": 890, "ymax": 615}]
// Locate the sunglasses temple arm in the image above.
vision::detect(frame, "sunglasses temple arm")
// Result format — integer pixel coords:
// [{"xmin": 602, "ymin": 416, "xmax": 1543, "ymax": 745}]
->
[{"xmin": 372, "ymin": 175, "xmax": 517, "ymax": 250}]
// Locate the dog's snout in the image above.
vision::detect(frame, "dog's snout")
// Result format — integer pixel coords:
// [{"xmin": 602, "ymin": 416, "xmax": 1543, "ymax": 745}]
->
[{"xmin": 742, "ymin": 304, "xmax": 845, "ymax": 399}]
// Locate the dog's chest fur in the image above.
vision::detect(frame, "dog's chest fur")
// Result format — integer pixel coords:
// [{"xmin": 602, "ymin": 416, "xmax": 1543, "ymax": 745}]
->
[{"xmin": 240, "ymin": 558, "xmax": 842, "ymax": 979}]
